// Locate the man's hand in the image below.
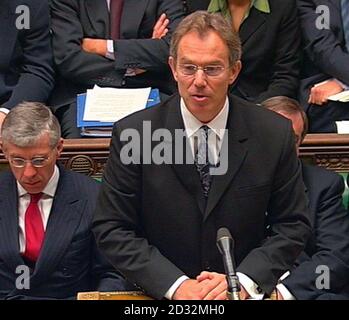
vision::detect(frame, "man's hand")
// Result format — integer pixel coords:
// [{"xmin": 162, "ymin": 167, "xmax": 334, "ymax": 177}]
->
[
  {"xmin": 197, "ymin": 271, "xmax": 250, "ymax": 300},
  {"xmin": 308, "ymin": 80, "xmax": 344, "ymax": 105},
  {"xmin": 276, "ymin": 290, "xmax": 284, "ymax": 300},
  {"xmin": 152, "ymin": 13, "xmax": 169, "ymax": 39},
  {"xmin": 82, "ymin": 38, "xmax": 107, "ymax": 56},
  {"xmin": 173, "ymin": 277, "xmax": 228, "ymax": 300}
]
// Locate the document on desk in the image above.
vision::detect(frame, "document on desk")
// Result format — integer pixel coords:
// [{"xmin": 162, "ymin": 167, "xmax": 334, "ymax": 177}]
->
[
  {"xmin": 83, "ymin": 86, "xmax": 151, "ymax": 122},
  {"xmin": 328, "ymin": 90, "xmax": 349, "ymax": 102}
]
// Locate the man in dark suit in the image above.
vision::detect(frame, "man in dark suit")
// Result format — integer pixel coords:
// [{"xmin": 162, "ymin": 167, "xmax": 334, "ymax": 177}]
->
[
  {"xmin": 183, "ymin": 0, "xmax": 300, "ymax": 103},
  {"xmin": 262, "ymin": 96, "xmax": 349, "ymax": 300},
  {"xmin": 49, "ymin": 0, "xmax": 185, "ymax": 138},
  {"xmin": 0, "ymin": 102, "xmax": 126, "ymax": 299},
  {"xmin": 93, "ymin": 12, "xmax": 310, "ymax": 300},
  {"xmin": 0, "ymin": 0, "xmax": 54, "ymax": 128},
  {"xmin": 297, "ymin": 0, "xmax": 349, "ymax": 132}
]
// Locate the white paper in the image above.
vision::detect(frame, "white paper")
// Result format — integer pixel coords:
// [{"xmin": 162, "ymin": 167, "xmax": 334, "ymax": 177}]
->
[
  {"xmin": 83, "ymin": 86, "xmax": 151, "ymax": 122},
  {"xmin": 328, "ymin": 90, "xmax": 349, "ymax": 102},
  {"xmin": 336, "ymin": 121, "xmax": 349, "ymax": 134}
]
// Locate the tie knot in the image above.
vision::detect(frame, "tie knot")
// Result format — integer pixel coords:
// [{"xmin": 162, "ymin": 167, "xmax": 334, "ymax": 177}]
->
[{"xmin": 29, "ymin": 193, "xmax": 42, "ymax": 204}]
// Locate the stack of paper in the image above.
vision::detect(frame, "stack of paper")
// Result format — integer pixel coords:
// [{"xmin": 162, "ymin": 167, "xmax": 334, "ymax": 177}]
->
[{"xmin": 77, "ymin": 86, "xmax": 160, "ymax": 137}]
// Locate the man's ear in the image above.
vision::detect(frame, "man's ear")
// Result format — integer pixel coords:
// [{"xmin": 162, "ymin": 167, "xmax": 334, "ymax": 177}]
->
[
  {"xmin": 56, "ymin": 138, "xmax": 64, "ymax": 157},
  {"xmin": 228, "ymin": 60, "xmax": 242, "ymax": 85},
  {"xmin": 168, "ymin": 56, "xmax": 178, "ymax": 82}
]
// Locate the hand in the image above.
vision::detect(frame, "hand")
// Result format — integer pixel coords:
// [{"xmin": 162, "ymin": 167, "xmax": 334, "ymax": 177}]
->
[
  {"xmin": 308, "ymin": 80, "xmax": 344, "ymax": 105},
  {"xmin": 197, "ymin": 271, "xmax": 250, "ymax": 300},
  {"xmin": 82, "ymin": 38, "xmax": 107, "ymax": 56},
  {"xmin": 276, "ymin": 290, "xmax": 284, "ymax": 300},
  {"xmin": 152, "ymin": 13, "xmax": 169, "ymax": 39},
  {"xmin": 196, "ymin": 271, "xmax": 227, "ymax": 300},
  {"xmin": 172, "ymin": 277, "xmax": 226, "ymax": 300}
]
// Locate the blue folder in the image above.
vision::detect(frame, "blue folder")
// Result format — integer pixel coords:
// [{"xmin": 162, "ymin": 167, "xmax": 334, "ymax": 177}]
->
[{"xmin": 77, "ymin": 88, "xmax": 161, "ymax": 137}]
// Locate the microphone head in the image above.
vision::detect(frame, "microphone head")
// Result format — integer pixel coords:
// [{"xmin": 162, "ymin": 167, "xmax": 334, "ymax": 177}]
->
[
  {"xmin": 217, "ymin": 227, "xmax": 233, "ymax": 243},
  {"xmin": 216, "ymin": 227, "xmax": 234, "ymax": 254}
]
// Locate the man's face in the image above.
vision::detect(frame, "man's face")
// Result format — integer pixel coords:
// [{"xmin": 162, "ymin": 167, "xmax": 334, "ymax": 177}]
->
[
  {"xmin": 169, "ymin": 30, "xmax": 241, "ymax": 123},
  {"xmin": 278, "ymin": 111, "xmax": 304, "ymax": 156},
  {"xmin": 2, "ymin": 134, "xmax": 63, "ymax": 194}
]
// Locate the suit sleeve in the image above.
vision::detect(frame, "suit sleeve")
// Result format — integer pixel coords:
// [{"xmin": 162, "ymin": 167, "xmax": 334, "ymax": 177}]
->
[
  {"xmin": 256, "ymin": 0, "xmax": 301, "ymax": 102},
  {"xmin": 50, "ymin": 0, "xmax": 115, "ymax": 87},
  {"xmin": 283, "ymin": 173, "xmax": 349, "ymax": 299},
  {"xmin": 92, "ymin": 124, "xmax": 186, "ymax": 300},
  {"xmin": 50, "ymin": 0, "xmax": 184, "ymax": 86},
  {"xmin": 3, "ymin": 0, "xmax": 54, "ymax": 109},
  {"xmin": 237, "ymin": 121, "xmax": 311, "ymax": 295},
  {"xmin": 113, "ymin": 0, "xmax": 184, "ymax": 71},
  {"xmin": 297, "ymin": 0, "xmax": 349, "ymax": 85}
]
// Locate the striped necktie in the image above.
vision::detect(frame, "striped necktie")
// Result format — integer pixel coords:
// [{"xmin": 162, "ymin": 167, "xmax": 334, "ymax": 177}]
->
[
  {"xmin": 342, "ymin": 0, "xmax": 349, "ymax": 52},
  {"xmin": 195, "ymin": 126, "xmax": 213, "ymax": 198}
]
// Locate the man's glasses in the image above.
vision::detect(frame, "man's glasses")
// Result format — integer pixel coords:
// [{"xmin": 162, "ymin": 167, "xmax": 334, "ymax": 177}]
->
[
  {"xmin": 9, "ymin": 155, "xmax": 51, "ymax": 168},
  {"xmin": 178, "ymin": 64, "xmax": 226, "ymax": 77}
]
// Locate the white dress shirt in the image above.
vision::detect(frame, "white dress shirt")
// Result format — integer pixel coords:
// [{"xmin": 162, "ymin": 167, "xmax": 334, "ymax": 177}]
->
[{"xmin": 18, "ymin": 165, "xmax": 59, "ymax": 254}]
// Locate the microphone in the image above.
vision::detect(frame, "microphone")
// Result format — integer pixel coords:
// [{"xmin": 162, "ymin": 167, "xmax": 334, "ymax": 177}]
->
[{"xmin": 216, "ymin": 227, "xmax": 241, "ymax": 300}]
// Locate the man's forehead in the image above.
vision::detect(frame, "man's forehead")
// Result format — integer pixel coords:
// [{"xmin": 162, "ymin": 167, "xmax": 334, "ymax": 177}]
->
[{"xmin": 3, "ymin": 135, "xmax": 52, "ymax": 154}]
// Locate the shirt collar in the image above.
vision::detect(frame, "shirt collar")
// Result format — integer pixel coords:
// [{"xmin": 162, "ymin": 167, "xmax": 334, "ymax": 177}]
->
[
  {"xmin": 208, "ymin": 0, "xmax": 270, "ymax": 20},
  {"xmin": 180, "ymin": 97, "xmax": 229, "ymax": 141},
  {"xmin": 17, "ymin": 165, "xmax": 60, "ymax": 198}
]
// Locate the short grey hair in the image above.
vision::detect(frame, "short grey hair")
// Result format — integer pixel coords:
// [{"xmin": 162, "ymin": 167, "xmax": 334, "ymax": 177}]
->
[
  {"xmin": 1, "ymin": 102, "xmax": 61, "ymax": 148},
  {"xmin": 170, "ymin": 11, "xmax": 241, "ymax": 66}
]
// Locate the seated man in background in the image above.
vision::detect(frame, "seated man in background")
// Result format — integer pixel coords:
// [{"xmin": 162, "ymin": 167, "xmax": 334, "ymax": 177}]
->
[
  {"xmin": 262, "ymin": 96, "xmax": 349, "ymax": 300},
  {"xmin": 184, "ymin": 0, "xmax": 300, "ymax": 103},
  {"xmin": 49, "ymin": 0, "xmax": 185, "ymax": 138},
  {"xmin": 0, "ymin": 0, "xmax": 54, "ymax": 129},
  {"xmin": 0, "ymin": 102, "xmax": 127, "ymax": 299},
  {"xmin": 297, "ymin": 0, "xmax": 349, "ymax": 132}
]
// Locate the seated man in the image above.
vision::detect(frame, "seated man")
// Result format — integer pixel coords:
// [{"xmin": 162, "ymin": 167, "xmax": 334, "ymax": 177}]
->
[
  {"xmin": 0, "ymin": 102, "xmax": 127, "ymax": 299},
  {"xmin": 262, "ymin": 96, "xmax": 349, "ymax": 300},
  {"xmin": 0, "ymin": 0, "xmax": 54, "ymax": 128},
  {"xmin": 297, "ymin": 0, "xmax": 349, "ymax": 132},
  {"xmin": 49, "ymin": 0, "xmax": 185, "ymax": 138},
  {"xmin": 184, "ymin": 0, "xmax": 301, "ymax": 103}
]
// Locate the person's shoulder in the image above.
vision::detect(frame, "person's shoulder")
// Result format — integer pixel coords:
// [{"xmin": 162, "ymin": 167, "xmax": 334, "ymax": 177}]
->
[
  {"xmin": 231, "ymin": 94, "xmax": 292, "ymax": 133},
  {"xmin": 302, "ymin": 163, "xmax": 344, "ymax": 188},
  {"xmin": 60, "ymin": 167, "xmax": 100, "ymax": 192},
  {"xmin": 0, "ymin": 170, "xmax": 14, "ymax": 184}
]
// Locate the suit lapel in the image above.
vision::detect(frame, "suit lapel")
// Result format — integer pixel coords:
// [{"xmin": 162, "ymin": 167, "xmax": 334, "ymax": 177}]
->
[
  {"xmin": 84, "ymin": 0, "xmax": 110, "ymax": 37},
  {"xmin": 204, "ymin": 96, "xmax": 249, "ymax": 221},
  {"xmin": 30, "ymin": 169, "xmax": 85, "ymax": 286},
  {"xmin": 120, "ymin": 0, "xmax": 149, "ymax": 38},
  {"xmin": 166, "ymin": 96, "xmax": 207, "ymax": 214},
  {"xmin": 239, "ymin": 7, "xmax": 266, "ymax": 45},
  {"xmin": 0, "ymin": 173, "xmax": 24, "ymax": 271}
]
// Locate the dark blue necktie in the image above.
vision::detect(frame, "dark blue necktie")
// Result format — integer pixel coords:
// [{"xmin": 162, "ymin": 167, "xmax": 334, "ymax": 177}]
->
[
  {"xmin": 342, "ymin": 0, "xmax": 349, "ymax": 52},
  {"xmin": 195, "ymin": 126, "xmax": 213, "ymax": 198}
]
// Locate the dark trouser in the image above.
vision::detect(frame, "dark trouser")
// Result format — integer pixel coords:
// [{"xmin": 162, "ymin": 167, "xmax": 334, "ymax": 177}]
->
[
  {"xmin": 307, "ymin": 101, "xmax": 349, "ymax": 133},
  {"xmin": 54, "ymin": 101, "xmax": 82, "ymax": 139}
]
